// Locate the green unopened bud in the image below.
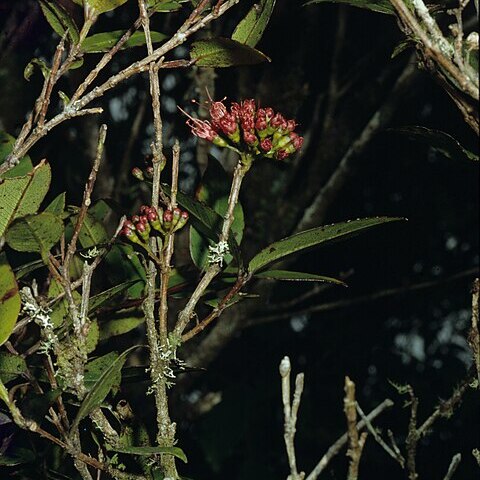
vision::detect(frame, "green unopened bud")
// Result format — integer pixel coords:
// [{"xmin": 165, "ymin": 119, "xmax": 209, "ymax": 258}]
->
[
  {"xmin": 213, "ymin": 135, "xmax": 228, "ymax": 148},
  {"xmin": 132, "ymin": 167, "xmax": 144, "ymax": 181},
  {"xmin": 227, "ymin": 128, "xmax": 241, "ymax": 144},
  {"xmin": 172, "ymin": 210, "xmax": 189, "ymax": 232}
]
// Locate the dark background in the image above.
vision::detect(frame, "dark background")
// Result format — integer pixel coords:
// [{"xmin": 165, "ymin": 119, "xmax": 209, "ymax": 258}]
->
[{"xmin": 0, "ymin": 1, "xmax": 478, "ymax": 479}]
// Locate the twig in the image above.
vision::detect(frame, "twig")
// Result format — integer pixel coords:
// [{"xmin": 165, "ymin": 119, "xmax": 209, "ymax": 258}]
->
[
  {"xmin": 0, "ymin": 0, "xmax": 240, "ymax": 175},
  {"xmin": 356, "ymin": 402, "xmax": 405, "ymax": 467},
  {"xmin": 443, "ymin": 453, "xmax": 462, "ymax": 480},
  {"xmin": 344, "ymin": 377, "xmax": 367, "ymax": 480},
  {"xmin": 279, "ymin": 356, "xmax": 305, "ymax": 480},
  {"xmin": 468, "ymin": 278, "xmax": 480, "ymax": 384},
  {"xmin": 174, "ymin": 155, "xmax": 251, "ymax": 338},
  {"xmin": 305, "ymin": 399, "xmax": 393, "ymax": 480}
]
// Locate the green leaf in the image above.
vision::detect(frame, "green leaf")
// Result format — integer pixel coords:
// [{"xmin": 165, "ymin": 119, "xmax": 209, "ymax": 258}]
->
[
  {"xmin": 88, "ymin": 281, "xmax": 141, "ymax": 314},
  {"xmin": 84, "ymin": 352, "xmax": 119, "ymax": 390},
  {"xmin": 5, "ymin": 213, "xmax": 64, "ymax": 260},
  {"xmin": 254, "ymin": 269, "xmax": 347, "ymax": 284},
  {"xmin": 85, "ymin": 0, "xmax": 129, "ymax": 14},
  {"xmin": 85, "ymin": 321, "xmax": 99, "ymax": 353},
  {"xmin": 0, "ymin": 447, "xmax": 35, "ymax": 466},
  {"xmin": 391, "ymin": 39, "xmax": 413, "ymax": 58},
  {"xmin": 0, "ymin": 352, "xmax": 27, "ymax": 383},
  {"xmin": 45, "ymin": 192, "xmax": 66, "ymax": 215},
  {"xmin": 190, "ymin": 37, "xmax": 270, "ymax": 68},
  {"xmin": 304, "ymin": 0, "xmax": 394, "ymax": 14},
  {"xmin": 82, "ymin": 30, "xmax": 168, "ymax": 53},
  {"xmin": 0, "ymin": 160, "xmax": 51, "ymax": 237},
  {"xmin": 232, "ymin": 0, "xmax": 276, "ymax": 47},
  {"xmin": 389, "ymin": 126, "xmax": 479, "ymax": 162},
  {"xmin": 248, "ymin": 217, "xmax": 404, "ymax": 273},
  {"xmin": 167, "ymin": 186, "xmax": 242, "ymax": 266},
  {"xmin": 68, "ymin": 210, "xmax": 108, "ymax": 248},
  {"xmin": 24, "ymin": 58, "xmax": 50, "ymax": 81},
  {"xmin": 39, "ymin": 0, "xmax": 80, "ymax": 43},
  {"xmin": 204, "ymin": 292, "xmax": 258, "ymax": 309},
  {"xmin": 148, "ymin": 0, "xmax": 183, "ymax": 12},
  {"xmin": 190, "ymin": 158, "xmax": 244, "ymax": 269},
  {"xmin": 72, "ymin": 346, "xmax": 138, "ymax": 428},
  {"xmin": 111, "ymin": 445, "xmax": 187, "ymax": 463},
  {"xmin": 99, "ymin": 317, "xmax": 144, "ymax": 341},
  {"xmin": 0, "ymin": 254, "xmax": 21, "ymax": 346}
]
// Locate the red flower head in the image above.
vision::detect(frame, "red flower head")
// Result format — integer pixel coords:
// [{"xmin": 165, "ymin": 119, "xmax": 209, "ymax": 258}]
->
[{"xmin": 181, "ymin": 97, "xmax": 303, "ymax": 161}]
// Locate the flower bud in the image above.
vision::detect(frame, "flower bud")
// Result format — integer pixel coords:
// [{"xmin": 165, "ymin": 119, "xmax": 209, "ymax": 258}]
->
[
  {"xmin": 132, "ymin": 167, "xmax": 144, "ymax": 181},
  {"xmin": 172, "ymin": 210, "xmax": 189, "ymax": 232},
  {"xmin": 145, "ymin": 166, "xmax": 154, "ymax": 179},
  {"xmin": 163, "ymin": 209, "xmax": 173, "ymax": 231}
]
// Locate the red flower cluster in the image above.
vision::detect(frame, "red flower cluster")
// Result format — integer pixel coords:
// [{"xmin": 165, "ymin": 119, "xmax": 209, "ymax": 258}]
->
[
  {"xmin": 183, "ymin": 98, "xmax": 303, "ymax": 160},
  {"xmin": 121, "ymin": 205, "xmax": 189, "ymax": 245}
]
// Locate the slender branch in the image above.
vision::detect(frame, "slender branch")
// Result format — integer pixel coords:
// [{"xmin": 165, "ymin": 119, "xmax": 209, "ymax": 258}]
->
[
  {"xmin": 468, "ymin": 278, "xmax": 480, "ymax": 384},
  {"xmin": 443, "ymin": 453, "xmax": 462, "ymax": 480},
  {"xmin": 344, "ymin": 377, "xmax": 367, "ymax": 480},
  {"xmin": 305, "ymin": 399, "xmax": 394, "ymax": 480},
  {"xmin": 174, "ymin": 156, "xmax": 250, "ymax": 338},
  {"xmin": 279, "ymin": 357, "xmax": 305, "ymax": 480},
  {"xmin": 356, "ymin": 402, "xmax": 405, "ymax": 467}
]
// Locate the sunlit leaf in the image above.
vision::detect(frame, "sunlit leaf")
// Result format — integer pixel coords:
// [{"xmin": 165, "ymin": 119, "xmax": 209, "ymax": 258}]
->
[
  {"xmin": 249, "ymin": 217, "xmax": 404, "ymax": 273},
  {"xmin": 0, "ymin": 131, "xmax": 32, "ymax": 178},
  {"xmin": 232, "ymin": 0, "xmax": 276, "ymax": 47},
  {"xmin": 82, "ymin": 30, "xmax": 168, "ymax": 53},
  {"xmin": 0, "ymin": 254, "xmax": 21, "ymax": 346},
  {"xmin": 190, "ymin": 37, "xmax": 270, "ymax": 67},
  {"xmin": 45, "ymin": 192, "xmax": 66, "ymax": 215}
]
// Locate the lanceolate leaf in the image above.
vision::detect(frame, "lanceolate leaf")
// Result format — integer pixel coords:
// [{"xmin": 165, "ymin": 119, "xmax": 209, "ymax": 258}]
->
[
  {"xmin": 254, "ymin": 270, "xmax": 347, "ymax": 285},
  {"xmin": 72, "ymin": 346, "xmax": 138, "ymax": 428},
  {"xmin": 5, "ymin": 213, "xmax": 64, "ymax": 259},
  {"xmin": 82, "ymin": 30, "xmax": 168, "ymax": 53},
  {"xmin": 166, "ymin": 186, "xmax": 242, "ymax": 266},
  {"xmin": 0, "ymin": 160, "xmax": 51, "ymax": 237},
  {"xmin": 99, "ymin": 317, "xmax": 144, "ymax": 341},
  {"xmin": 304, "ymin": 0, "xmax": 394, "ymax": 14},
  {"xmin": 84, "ymin": 352, "xmax": 119, "ymax": 390},
  {"xmin": 85, "ymin": 0, "xmax": 129, "ymax": 14},
  {"xmin": 190, "ymin": 37, "xmax": 270, "ymax": 67},
  {"xmin": 39, "ymin": 0, "xmax": 80, "ymax": 43},
  {"xmin": 88, "ymin": 281, "xmax": 141, "ymax": 314},
  {"xmin": 148, "ymin": 0, "xmax": 183, "ymax": 12},
  {"xmin": 45, "ymin": 192, "xmax": 66, "ymax": 215},
  {"xmin": 232, "ymin": 0, "xmax": 276, "ymax": 47},
  {"xmin": 111, "ymin": 445, "xmax": 187, "ymax": 463},
  {"xmin": 0, "ymin": 254, "xmax": 21, "ymax": 346},
  {"xmin": 389, "ymin": 126, "xmax": 479, "ymax": 162},
  {"xmin": 248, "ymin": 217, "xmax": 404, "ymax": 273},
  {"xmin": 0, "ymin": 352, "xmax": 27, "ymax": 383}
]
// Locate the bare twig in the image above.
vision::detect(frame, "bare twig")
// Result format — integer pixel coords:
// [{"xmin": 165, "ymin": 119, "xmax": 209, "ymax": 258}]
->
[
  {"xmin": 468, "ymin": 278, "xmax": 480, "ymax": 383},
  {"xmin": 344, "ymin": 377, "xmax": 367, "ymax": 480},
  {"xmin": 443, "ymin": 453, "xmax": 462, "ymax": 480},
  {"xmin": 356, "ymin": 402, "xmax": 405, "ymax": 467},
  {"xmin": 279, "ymin": 356, "xmax": 305, "ymax": 480},
  {"xmin": 305, "ymin": 399, "xmax": 393, "ymax": 480}
]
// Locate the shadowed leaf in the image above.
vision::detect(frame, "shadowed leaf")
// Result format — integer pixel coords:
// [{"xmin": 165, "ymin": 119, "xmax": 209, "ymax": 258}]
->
[{"xmin": 232, "ymin": 0, "xmax": 277, "ymax": 47}]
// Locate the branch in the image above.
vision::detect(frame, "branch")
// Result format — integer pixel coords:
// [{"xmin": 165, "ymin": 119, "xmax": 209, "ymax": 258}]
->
[
  {"xmin": 443, "ymin": 453, "xmax": 462, "ymax": 480},
  {"xmin": 305, "ymin": 398, "xmax": 394, "ymax": 480},
  {"xmin": 344, "ymin": 377, "xmax": 367, "ymax": 480},
  {"xmin": 468, "ymin": 278, "xmax": 480, "ymax": 384},
  {"xmin": 279, "ymin": 357, "xmax": 305, "ymax": 480}
]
